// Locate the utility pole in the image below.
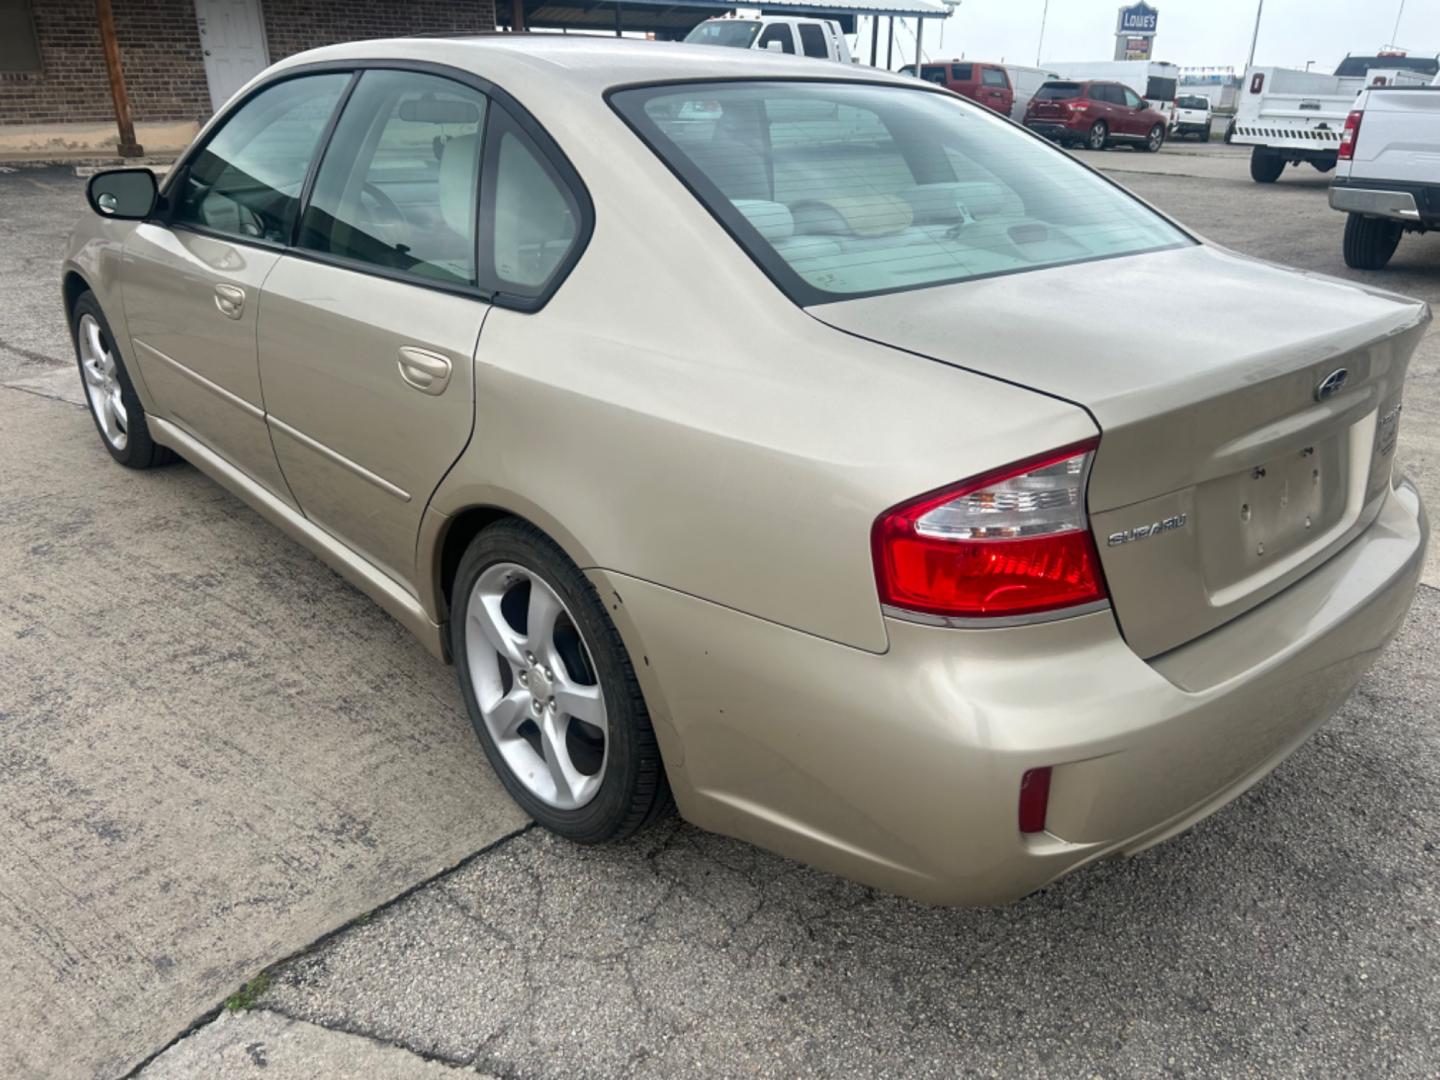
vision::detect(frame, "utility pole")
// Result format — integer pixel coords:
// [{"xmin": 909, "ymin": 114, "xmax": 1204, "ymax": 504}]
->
[
  {"xmin": 1036, "ymin": 0, "xmax": 1049, "ymax": 67},
  {"xmin": 95, "ymin": 0, "xmax": 142, "ymax": 158},
  {"xmin": 1390, "ymin": 0, "xmax": 1406, "ymax": 48},
  {"xmin": 1246, "ymin": 0, "xmax": 1265, "ymax": 71}
]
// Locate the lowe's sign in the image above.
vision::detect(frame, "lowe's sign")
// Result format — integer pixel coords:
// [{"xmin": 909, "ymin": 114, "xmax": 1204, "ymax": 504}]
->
[{"xmin": 1117, "ymin": 2, "xmax": 1159, "ymax": 35}]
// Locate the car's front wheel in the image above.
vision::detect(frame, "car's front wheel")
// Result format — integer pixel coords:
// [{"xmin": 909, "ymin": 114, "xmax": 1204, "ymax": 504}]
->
[
  {"xmin": 71, "ymin": 291, "xmax": 174, "ymax": 469},
  {"xmin": 1086, "ymin": 121, "xmax": 1108, "ymax": 150},
  {"xmin": 1139, "ymin": 124, "xmax": 1165, "ymax": 152},
  {"xmin": 450, "ymin": 519, "xmax": 670, "ymax": 842},
  {"xmin": 1342, "ymin": 213, "xmax": 1403, "ymax": 270}
]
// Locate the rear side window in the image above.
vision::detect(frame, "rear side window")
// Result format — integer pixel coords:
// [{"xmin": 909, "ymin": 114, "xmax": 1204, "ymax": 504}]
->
[
  {"xmin": 981, "ymin": 67, "xmax": 1009, "ymax": 88},
  {"xmin": 612, "ymin": 81, "xmax": 1189, "ymax": 303},
  {"xmin": 950, "ymin": 63, "xmax": 973, "ymax": 82},
  {"xmin": 172, "ymin": 73, "xmax": 349, "ymax": 244},
  {"xmin": 1034, "ymin": 82, "xmax": 1080, "ymax": 100},
  {"xmin": 757, "ymin": 24, "xmax": 794, "ymax": 54},
  {"xmin": 798, "ymin": 23, "xmax": 828, "ymax": 59},
  {"xmin": 298, "ymin": 70, "xmax": 487, "ymax": 286},
  {"xmin": 480, "ymin": 109, "xmax": 582, "ymax": 297}
]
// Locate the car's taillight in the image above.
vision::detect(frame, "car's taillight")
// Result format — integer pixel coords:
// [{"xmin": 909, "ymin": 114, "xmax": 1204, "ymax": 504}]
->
[
  {"xmin": 872, "ymin": 441, "xmax": 1107, "ymax": 620},
  {"xmin": 1066, "ymin": 101, "xmax": 1088, "ymax": 113},
  {"xmin": 1250, "ymin": 72, "xmax": 1264, "ymax": 93},
  {"xmin": 1339, "ymin": 109, "xmax": 1363, "ymax": 160}
]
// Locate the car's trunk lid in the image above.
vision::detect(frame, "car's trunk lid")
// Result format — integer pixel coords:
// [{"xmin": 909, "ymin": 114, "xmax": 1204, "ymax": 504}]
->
[{"xmin": 811, "ymin": 244, "xmax": 1428, "ymax": 657}]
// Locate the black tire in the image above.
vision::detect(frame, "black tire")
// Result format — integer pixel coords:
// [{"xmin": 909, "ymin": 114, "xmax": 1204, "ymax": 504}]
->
[
  {"xmin": 450, "ymin": 518, "xmax": 671, "ymax": 843},
  {"xmin": 1139, "ymin": 124, "xmax": 1165, "ymax": 153},
  {"xmin": 1342, "ymin": 213, "xmax": 1403, "ymax": 270},
  {"xmin": 1086, "ymin": 120, "xmax": 1108, "ymax": 150},
  {"xmin": 70, "ymin": 290, "xmax": 176, "ymax": 469},
  {"xmin": 1250, "ymin": 147, "xmax": 1285, "ymax": 183}
]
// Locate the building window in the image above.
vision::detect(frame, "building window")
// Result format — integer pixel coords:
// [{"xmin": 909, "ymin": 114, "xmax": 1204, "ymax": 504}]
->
[{"xmin": 0, "ymin": 0, "xmax": 42, "ymax": 74}]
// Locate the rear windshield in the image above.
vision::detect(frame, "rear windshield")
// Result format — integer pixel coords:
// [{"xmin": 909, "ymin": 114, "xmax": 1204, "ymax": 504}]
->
[
  {"xmin": 1176, "ymin": 95, "xmax": 1209, "ymax": 109},
  {"xmin": 1145, "ymin": 76, "xmax": 1177, "ymax": 101},
  {"xmin": 1034, "ymin": 82, "xmax": 1081, "ymax": 100},
  {"xmin": 611, "ymin": 81, "xmax": 1189, "ymax": 304},
  {"xmin": 683, "ymin": 21, "xmax": 761, "ymax": 48},
  {"xmin": 1334, "ymin": 55, "xmax": 1439, "ymax": 77}
]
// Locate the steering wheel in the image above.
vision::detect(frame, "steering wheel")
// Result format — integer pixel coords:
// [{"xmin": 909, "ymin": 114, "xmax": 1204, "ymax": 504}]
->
[{"xmin": 359, "ymin": 181, "xmax": 411, "ymax": 252}]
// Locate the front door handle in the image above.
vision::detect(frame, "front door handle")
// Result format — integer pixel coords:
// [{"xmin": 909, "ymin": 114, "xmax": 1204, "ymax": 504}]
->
[
  {"xmin": 397, "ymin": 346, "xmax": 452, "ymax": 396},
  {"xmin": 214, "ymin": 283, "xmax": 245, "ymax": 319}
]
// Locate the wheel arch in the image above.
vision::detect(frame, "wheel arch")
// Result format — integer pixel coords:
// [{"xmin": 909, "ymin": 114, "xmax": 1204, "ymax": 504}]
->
[
  {"xmin": 422, "ymin": 491, "xmax": 603, "ymax": 628},
  {"xmin": 62, "ymin": 269, "xmax": 91, "ymax": 318}
]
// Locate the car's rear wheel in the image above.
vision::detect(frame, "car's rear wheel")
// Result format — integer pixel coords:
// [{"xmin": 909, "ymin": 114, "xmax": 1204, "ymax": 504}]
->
[
  {"xmin": 1249, "ymin": 147, "xmax": 1285, "ymax": 183},
  {"xmin": 450, "ymin": 519, "xmax": 670, "ymax": 842},
  {"xmin": 71, "ymin": 291, "xmax": 175, "ymax": 469},
  {"xmin": 1086, "ymin": 121, "xmax": 1108, "ymax": 150},
  {"xmin": 1342, "ymin": 213, "xmax": 1403, "ymax": 270},
  {"xmin": 1139, "ymin": 124, "xmax": 1164, "ymax": 152}
]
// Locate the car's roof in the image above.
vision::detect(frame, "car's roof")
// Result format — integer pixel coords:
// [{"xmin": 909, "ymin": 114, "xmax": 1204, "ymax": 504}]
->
[{"xmin": 269, "ymin": 34, "xmax": 914, "ymax": 96}]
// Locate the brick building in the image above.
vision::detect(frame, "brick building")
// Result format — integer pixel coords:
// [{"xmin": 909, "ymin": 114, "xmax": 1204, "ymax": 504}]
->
[{"xmin": 0, "ymin": 0, "xmax": 497, "ymax": 157}]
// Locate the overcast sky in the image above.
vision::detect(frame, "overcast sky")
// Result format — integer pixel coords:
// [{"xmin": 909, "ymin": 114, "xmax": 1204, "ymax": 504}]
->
[{"xmin": 852, "ymin": 0, "xmax": 1440, "ymax": 73}]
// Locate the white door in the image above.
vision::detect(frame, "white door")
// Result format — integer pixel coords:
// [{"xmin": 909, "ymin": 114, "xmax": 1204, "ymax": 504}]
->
[{"xmin": 194, "ymin": 0, "xmax": 269, "ymax": 112}]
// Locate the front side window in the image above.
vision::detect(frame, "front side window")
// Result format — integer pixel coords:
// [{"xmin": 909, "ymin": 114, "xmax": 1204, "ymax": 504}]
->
[
  {"xmin": 797, "ymin": 23, "xmax": 828, "ymax": 59},
  {"xmin": 298, "ymin": 70, "xmax": 487, "ymax": 285},
  {"xmin": 919, "ymin": 66, "xmax": 947, "ymax": 86},
  {"xmin": 757, "ymin": 25, "xmax": 794, "ymax": 54},
  {"xmin": 1123, "ymin": 87, "xmax": 1144, "ymax": 108},
  {"xmin": 172, "ymin": 74, "xmax": 349, "ymax": 243},
  {"xmin": 612, "ymin": 81, "xmax": 1189, "ymax": 303},
  {"xmin": 981, "ymin": 67, "xmax": 1009, "ymax": 87}
]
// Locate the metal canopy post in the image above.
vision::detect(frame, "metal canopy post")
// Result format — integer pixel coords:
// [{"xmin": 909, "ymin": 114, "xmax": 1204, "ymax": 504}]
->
[
  {"xmin": 886, "ymin": 16, "xmax": 894, "ymax": 69},
  {"xmin": 95, "ymin": 0, "xmax": 142, "ymax": 158},
  {"xmin": 512, "ymin": 0, "xmax": 526, "ymax": 31},
  {"xmin": 914, "ymin": 17, "xmax": 923, "ymax": 71},
  {"xmin": 869, "ymin": 15, "xmax": 878, "ymax": 67},
  {"xmin": 614, "ymin": 1, "xmax": 623, "ymax": 36}
]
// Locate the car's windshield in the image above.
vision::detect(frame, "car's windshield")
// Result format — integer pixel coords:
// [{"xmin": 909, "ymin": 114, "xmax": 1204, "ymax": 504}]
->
[
  {"xmin": 611, "ymin": 80, "xmax": 1189, "ymax": 303},
  {"xmin": 1034, "ymin": 82, "xmax": 1081, "ymax": 100},
  {"xmin": 684, "ymin": 20, "xmax": 762, "ymax": 48}
]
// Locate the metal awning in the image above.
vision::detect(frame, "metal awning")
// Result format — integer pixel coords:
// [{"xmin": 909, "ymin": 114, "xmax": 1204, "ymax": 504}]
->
[{"xmin": 503, "ymin": 0, "xmax": 949, "ymax": 38}]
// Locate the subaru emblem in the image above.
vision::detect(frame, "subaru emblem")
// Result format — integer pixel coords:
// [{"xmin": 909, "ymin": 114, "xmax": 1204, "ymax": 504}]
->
[{"xmin": 1315, "ymin": 368, "xmax": 1348, "ymax": 402}]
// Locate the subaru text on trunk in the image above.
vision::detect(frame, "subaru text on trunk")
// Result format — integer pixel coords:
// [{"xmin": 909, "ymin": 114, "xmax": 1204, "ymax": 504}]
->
[{"xmin": 65, "ymin": 38, "xmax": 1428, "ymax": 906}]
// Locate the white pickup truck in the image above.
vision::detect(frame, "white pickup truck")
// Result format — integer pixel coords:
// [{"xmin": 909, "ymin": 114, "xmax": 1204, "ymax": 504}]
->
[
  {"xmin": 1232, "ymin": 55, "xmax": 1438, "ymax": 183},
  {"xmin": 1329, "ymin": 75, "xmax": 1440, "ymax": 268}
]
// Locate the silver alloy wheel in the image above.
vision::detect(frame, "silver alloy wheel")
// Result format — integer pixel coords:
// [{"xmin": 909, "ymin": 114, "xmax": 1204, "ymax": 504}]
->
[
  {"xmin": 465, "ymin": 561, "xmax": 608, "ymax": 810},
  {"xmin": 78, "ymin": 313, "xmax": 128, "ymax": 450},
  {"xmin": 1148, "ymin": 125, "xmax": 1163, "ymax": 151},
  {"xmin": 1088, "ymin": 122, "xmax": 1106, "ymax": 150}
]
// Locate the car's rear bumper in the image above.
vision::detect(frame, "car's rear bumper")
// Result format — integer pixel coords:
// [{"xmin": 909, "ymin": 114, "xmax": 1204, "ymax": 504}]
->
[
  {"xmin": 1024, "ymin": 120, "xmax": 1082, "ymax": 141},
  {"xmin": 1330, "ymin": 178, "xmax": 1440, "ymax": 227},
  {"xmin": 1171, "ymin": 121, "xmax": 1211, "ymax": 135},
  {"xmin": 595, "ymin": 478, "xmax": 1426, "ymax": 907}
]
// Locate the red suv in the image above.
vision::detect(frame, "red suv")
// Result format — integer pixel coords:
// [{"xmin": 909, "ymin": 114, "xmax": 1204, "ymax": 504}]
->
[
  {"xmin": 901, "ymin": 60, "xmax": 1014, "ymax": 117},
  {"xmin": 1023, "ymin": 80, "xmax": 1167, "ymax": 152}
]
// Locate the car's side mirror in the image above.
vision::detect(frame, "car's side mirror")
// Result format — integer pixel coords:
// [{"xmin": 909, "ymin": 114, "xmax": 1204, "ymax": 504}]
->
[
  {"xmin": 87, "ymin": 168, "xmax": 158, "ymax": 220},
  {"xmin": 764, "ymin": 40, "xmax": 784, "ymax": 52}
]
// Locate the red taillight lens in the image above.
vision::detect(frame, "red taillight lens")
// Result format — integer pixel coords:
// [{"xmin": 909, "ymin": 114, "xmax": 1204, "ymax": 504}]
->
[
  {"xmin": 1019, "ymin": 767, "xmax": 1052, "ymax": 834},
  {"xmin": 1250, "ymin": 72, "xmax": 1264, "ymax": 93},
  {"xmin": 872, "ymin": 441, "xmax": 1108, "ymax": 620},
  {"xmin": 1339, "ymin": 109, "xmax": 1363, "ymax": 160}
]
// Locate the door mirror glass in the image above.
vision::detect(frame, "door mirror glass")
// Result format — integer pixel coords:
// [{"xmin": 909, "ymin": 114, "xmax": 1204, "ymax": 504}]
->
[{"xmin": 87, "ymin": 168, "xmax": 157, "ymax": 220}]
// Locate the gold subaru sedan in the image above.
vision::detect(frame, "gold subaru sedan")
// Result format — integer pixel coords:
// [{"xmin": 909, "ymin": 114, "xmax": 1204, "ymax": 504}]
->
[{"xmin": 64, "ymin": 37, "xmax": 1428, "ymax": 905}]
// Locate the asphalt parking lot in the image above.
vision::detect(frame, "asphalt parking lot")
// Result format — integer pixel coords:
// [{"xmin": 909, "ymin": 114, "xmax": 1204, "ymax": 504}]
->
[{"xmin": 2, "ymin": 143, "xmax": 1438, "ymax": 1078}]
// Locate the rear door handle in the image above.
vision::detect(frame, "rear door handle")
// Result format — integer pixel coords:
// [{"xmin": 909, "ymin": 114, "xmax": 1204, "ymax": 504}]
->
[
  {"xmin": 214, "ymin": 283, "xmax": 245, "ymax": 319},
  {"xmin": 397, "ymin": 346, "xmax": 452, "ymax": 396}
]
